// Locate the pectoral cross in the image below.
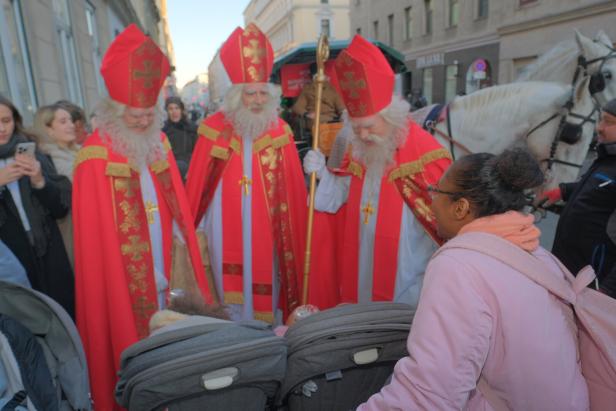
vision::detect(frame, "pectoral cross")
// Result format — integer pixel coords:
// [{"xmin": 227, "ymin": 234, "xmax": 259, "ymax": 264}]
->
[
  {"xmin": 239, "ymin": 175, "xmax": 252, "ymax": 196},
  {"xmin": 362, "ymin": 201, "xmax": 374, "ymax": 225},
  {"xmin": 144, "ymin": 201, "xmax": 158, "ymax": 225}
]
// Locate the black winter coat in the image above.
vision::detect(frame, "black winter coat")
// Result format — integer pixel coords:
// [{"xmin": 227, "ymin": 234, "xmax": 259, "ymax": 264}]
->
[
  {"xmin": 552, "ymin": 142, "xmax": 616, "ymax": 298},
  {"xmin": 162, "ymin": 119, "xmax": 198, "ymax": 178},
  {"xmin": 0, "ymin": 152, "xmax": 74, "ymax": 317}
]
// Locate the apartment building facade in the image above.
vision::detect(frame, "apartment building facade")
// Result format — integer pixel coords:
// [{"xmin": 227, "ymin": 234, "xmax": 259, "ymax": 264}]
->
[
  {"xmin": 350, "ymin": 0, "xmax": 616, "ymax": 105},
  {"xmin": 244, "ymin": 0, "xmax": 351, "ymax": 57},
  {"xmin": 0, "ymin": 0, "xmax": 169, "ymax": 124}
]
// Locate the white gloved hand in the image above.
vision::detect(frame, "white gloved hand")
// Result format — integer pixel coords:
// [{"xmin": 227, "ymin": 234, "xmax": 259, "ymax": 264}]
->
[{"xmin": 303, "ymin": 149, "xmax": 326, "ymax": 179}]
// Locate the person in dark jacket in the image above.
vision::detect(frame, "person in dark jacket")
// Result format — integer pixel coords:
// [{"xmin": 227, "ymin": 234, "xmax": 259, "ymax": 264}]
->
[
  {"xmin": 542, "ymin": 98, "xmax": 616, "ymax": 298},
  {"xmin": 0, "ymin": 95, "xmax": 74, "ymax": 316},
  {"xmin": 162, "ymin": 96, "xmax": 197, "ymax": 179}
]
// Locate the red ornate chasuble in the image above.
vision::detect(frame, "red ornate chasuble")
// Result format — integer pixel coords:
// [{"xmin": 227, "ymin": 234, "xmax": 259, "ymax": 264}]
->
[
  {"xmin": 308, "ymin": 121, "xmax": 452, "ymax": 308},
  {"xmin": 186, "ymin": 112, "xmax": 307, "ymax": 322},
  {"xmin": 73, "ymin": 130, "xmax": 210, "ymax": 411}
]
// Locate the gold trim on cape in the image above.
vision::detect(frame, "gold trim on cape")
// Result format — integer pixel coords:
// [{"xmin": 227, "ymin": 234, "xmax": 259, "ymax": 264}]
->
[
  {"xmin": 198, "ymin": 123, "xmax": 219, "ymax": 141},
  {"xmin": 229, "ymin": 138, "xmax": 241, "ymax": 154},
  {"xmin": 150, "ymin": 159, "xmax": 170, "ymax": 174},
  {"xmin": 348, "ymin": 161, "xmax": 363, "ymax": 178},
  {"xmin": 254, "ymin": 311, "xmax": 274, "ymax": 324},
  {"xmin": 210, "ymin": 145, "xmax": 230, "ymax": 160},
  {"xmin": 106, "ymin": 162, "xmax": 132, "ymax": 177},
  {"xmin": 272, "ymin": 134, "xmax": 290, "ymax": 149},
  {"xmin": 388, "ymin": 148, "xmax": 452, "ymax": 182},
  {"xmin": 224, "ymin": 291, "xmax": 244, "ymax": 305},
  {"xmin": 253, "ymin": 134, "xmax": 272, "ymax": 153},
  {"xmin": 74, "ymin": 146, "xmax": 108, "ymax": 170}
]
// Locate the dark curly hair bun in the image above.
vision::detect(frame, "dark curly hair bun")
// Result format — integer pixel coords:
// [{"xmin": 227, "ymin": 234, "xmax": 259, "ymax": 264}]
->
[{"xmin": 492, "ymin": 148, "xmax": 544, "ymax": 191}]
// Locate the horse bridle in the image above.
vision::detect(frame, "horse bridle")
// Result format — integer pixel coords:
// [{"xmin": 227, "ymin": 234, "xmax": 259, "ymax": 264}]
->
[{"xmin": 528, "ymin": 41, "xmax": 616, "ymax": 171}]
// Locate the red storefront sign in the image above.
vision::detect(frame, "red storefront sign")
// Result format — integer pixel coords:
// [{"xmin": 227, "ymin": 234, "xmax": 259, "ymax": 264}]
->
[{"xmin": 280, "ymin": 63, "xmax": 311, "ymax": 97}]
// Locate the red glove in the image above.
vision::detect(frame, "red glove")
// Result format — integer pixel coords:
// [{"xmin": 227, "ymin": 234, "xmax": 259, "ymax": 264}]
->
[{"xmin": 538, "ymin": 188, "xmax": 562, "ymax": 205}]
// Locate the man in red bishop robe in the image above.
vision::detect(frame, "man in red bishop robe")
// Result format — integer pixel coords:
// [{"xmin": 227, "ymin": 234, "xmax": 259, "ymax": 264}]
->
[
  {"xmin": 72, "ymin": 24, "xmax": 213, "ymax": 410},
  {"xmin": 303, "ymin": 35, "xmax": 452, "ymax": 310},
  {"xmin": 185, "ymin": 24, "xmax": 307, "ymax": 324}
]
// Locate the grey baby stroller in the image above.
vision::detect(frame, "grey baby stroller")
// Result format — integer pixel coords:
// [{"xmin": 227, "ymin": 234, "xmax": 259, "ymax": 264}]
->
[
  {"xmin": 0, "ymin": 280, "xmax": 91, "ymax": 410},
  {"xmin": 278, "ymin": 302, "xmax": 415, "ymax": 411},
  {"xmin": 115, "ymin": 317, "xmax": 287, "ymax": 411}
]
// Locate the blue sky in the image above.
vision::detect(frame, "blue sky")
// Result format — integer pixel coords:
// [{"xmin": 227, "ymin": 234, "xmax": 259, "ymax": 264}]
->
[{"xmin": 167, "ymin": 1, "xmax": 249, "ymax": 89}]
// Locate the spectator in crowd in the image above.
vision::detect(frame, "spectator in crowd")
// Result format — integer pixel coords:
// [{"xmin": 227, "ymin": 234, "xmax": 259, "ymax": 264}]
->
[
  {"xmin": 0, "ymin": 94, "xmax": 74, "ymax": 316},
  {"xmin": 292, "ymin": 62, "xmax": 345, "ymax": 135},
  {"xmin": 359, "ymin": 148, "xmax": 588, "ymax": 411},
  {"xmin": 55, "ymin": 100, "xmax": 89, "ymax": 145},
  {"xmin": 543, "ymin": 98, "xmax": 616, "ymax": 298},
  {"xmin": 33, "ymin": 103, "xmax": 78, "ymax": 266},
  {"xmin": 162, "ymin": 96, "xmax": 198, "ymax": 179}
]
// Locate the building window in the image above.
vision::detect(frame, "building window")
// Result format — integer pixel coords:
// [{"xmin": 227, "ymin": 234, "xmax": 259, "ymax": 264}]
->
[
  {"xmin": 53, "ymin": 0, "xmax": 84, "ymax": 106},
  {"xmin": 404, "ymin": 6, "xmax": 412, "ymax": 40},
  {"xmin": 320, "ymin": 0, "xmax": 328, "ymax": 3},
  {"xmin": 423, "ymin": 68, "xmax": 433, "ymax": 104},
  {"xmin": 320, "ymin": 19, "xmax": 330, "ymax": 37},
  {"xmin": 424, "ymin": 0, "xmax": 432, "ymax": 35},
  {"xmin": 85, "ymin": 1, "xmax": 105, "ymax": 96},
  {"xmin": 356, "ymin": 27, "xmax": 362, "ymax": 35},
  {"xmin": 387, "ymin": 14, "xmax": 394, "ymax": 46},
  {"xmin": 478, "ymin": 0, "xmax": 489, "ymax": 18},
  {"xmin": 0, "ymin": 0, "xmax": 37, "ymax": 122},
  {"xmin": 373, "ymin": 20, "xmax": 379, "ymax": 40},
  {"xmin": 445, "ymin": 64, "xmax": 458, "ymax": 102},
  {"xmin": 449, "ymin": 0, "xmax": 459, "ymax": 27},
  {"xmin": 519, "ymin": 0, "xmax": 537, "ymax": 5}
]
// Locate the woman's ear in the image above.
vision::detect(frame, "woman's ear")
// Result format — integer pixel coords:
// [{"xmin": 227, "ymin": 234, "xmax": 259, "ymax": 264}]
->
[{"xmin": 453, "ymin": 197, "xmax": 471, "ymax": 220}]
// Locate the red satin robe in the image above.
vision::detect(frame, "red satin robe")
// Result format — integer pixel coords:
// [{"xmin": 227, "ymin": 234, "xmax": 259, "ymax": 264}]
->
[
  {"xmin": 73, "ymin": 130, "xmax": 211, "ymax": 411},
  {"xmin": 309, "ymin": 121, "xmax": 452, "ymax": 309},
  {"xmin": 185, "ymin": 112, "xmax": 307, "ymax": 322}
]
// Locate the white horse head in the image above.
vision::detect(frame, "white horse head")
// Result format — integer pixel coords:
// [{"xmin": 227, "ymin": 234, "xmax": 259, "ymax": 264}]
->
[
  {"xmin": 414, "ymin": 31, "xmax": 616, "ymax": 194},
  {"xmin": 428, "ymin": 82, "xmax": 572, "ymax": 193},
  {"xmin": 515, "ymin": 30, "xmax": 616, "ymax": 190}
]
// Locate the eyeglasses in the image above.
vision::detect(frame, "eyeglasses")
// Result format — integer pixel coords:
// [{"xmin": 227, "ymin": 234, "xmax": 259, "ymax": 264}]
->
[{"xmin": 426, "ymin": 184, "xmax": 465, "ymax": 198}]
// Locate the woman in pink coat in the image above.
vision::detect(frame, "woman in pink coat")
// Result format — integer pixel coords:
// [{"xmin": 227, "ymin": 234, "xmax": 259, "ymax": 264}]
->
[{"xmin": 359, "ymin": 148, "xmax": 589, "ymax": 411}]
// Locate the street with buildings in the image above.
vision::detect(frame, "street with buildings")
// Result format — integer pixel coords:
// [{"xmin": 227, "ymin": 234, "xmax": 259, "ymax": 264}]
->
[{"xmin": 1, "ymin": 2, "xmax": 615, "ymax": 408}]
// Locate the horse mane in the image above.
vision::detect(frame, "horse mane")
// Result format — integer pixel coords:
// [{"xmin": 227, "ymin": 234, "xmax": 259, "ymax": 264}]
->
[
  {"xmin": 451, "ymin": 82, "xmax": 570, "ymax": 139},
  {"xmin": 516, "ymin": 40, "xmax": 579, "ymax": 83}
]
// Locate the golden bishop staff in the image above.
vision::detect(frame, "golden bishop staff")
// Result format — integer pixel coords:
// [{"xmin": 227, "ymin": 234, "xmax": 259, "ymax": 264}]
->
[{"xmin": 301, "ymin": 32, "xmax": 330, "ymax": 306}]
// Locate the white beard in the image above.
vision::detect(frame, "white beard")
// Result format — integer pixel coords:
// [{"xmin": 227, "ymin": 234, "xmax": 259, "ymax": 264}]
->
[
  {"xmin": 352, "ymin": 132, "xmax": 400, "ymax": 179},
  {"xmin": 227, "ymin": 105, "xmax": 278, "ymax": 140},
  {"xmin": 99, "ymin": 117, "xmax": 164, "ymax": 169}
]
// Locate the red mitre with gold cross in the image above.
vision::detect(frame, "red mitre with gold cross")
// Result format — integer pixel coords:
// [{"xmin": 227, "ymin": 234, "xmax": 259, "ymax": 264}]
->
[
  {"xmin": 334, "ymin": 34, "xmax": 394, "ymax": 118},
  {"xmin": 220, "ymin": 23, "xmax": 274, "ymax": 84},
  {"xmin": 100, "ymin": 24, "xmax": 170, "ymax": 108}
]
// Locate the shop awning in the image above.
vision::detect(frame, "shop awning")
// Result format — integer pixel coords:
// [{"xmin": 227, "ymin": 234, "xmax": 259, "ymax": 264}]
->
[{"xmin": 271, "ymin": 38, "xmax": 407, "ymax": 83}]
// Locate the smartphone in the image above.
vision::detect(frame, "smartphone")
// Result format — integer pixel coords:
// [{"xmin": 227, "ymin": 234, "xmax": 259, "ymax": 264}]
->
[{"xmin": 15, "ymin": 142, "xmax": 36, "ymax": 157}]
